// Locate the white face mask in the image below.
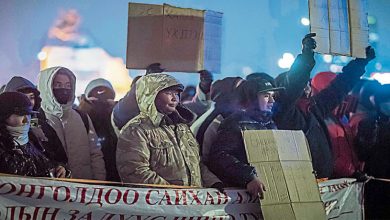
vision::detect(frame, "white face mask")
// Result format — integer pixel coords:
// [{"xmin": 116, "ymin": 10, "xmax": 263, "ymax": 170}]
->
[
  {"xmin": 380, "ymin": 102, "xmax": 390, "ymax": 116},
  {"xmin": 6, "ymin": 123, "xmax": 30, "ymax": 146}
]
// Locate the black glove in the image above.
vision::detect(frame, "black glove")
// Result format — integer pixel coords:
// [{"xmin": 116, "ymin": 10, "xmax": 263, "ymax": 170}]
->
[
  {"xmin": 146, "ymin": 63, "xmax": 165, "ymax": 74},
  {"xmin": 302, "ymin": 33, "xmax": 317, "ymax": 55},
  {"xmin": 211, "ymin": 182, "xmax": 225, "ymax": 193},
  {"xmin": 198, "ymin": 70, "xmax": 213, "ymax": 94},
  {"xmin": 365, "ymin": 46, "xmax": 376, "ymax": 62},
  {"xmin": 353, "ymin": 171, "xmax": 369, "ymax": 182}
]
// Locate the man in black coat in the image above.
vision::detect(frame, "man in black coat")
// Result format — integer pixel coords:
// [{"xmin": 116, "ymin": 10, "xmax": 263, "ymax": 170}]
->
[{"xmin": 274, "ymin": 46, "xmax": 376, "ymax": 178}]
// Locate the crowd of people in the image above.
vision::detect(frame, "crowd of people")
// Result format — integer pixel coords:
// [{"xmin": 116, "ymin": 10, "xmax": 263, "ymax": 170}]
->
[{"xmin": 0, "ymin": 34, "xmax": 389, "ymax": 219}]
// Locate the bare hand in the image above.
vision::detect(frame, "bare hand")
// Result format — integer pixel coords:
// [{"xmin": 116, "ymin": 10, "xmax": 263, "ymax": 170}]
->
[
  {"xmin": 246, "ymin": 177, "xmax": 266, "ymax": 199},
  {"xmin": 198, "ymin": 70, "xmax": 213, "ymax": 93},
  {"xmin": 54, "ymin": 166, "xmax": 66, "ymax": 178}
]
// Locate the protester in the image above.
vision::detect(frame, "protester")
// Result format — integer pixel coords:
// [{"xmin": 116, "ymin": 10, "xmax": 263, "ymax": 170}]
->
[
  {"xmin": 111, "ymin": 75, "xmax": 141, "ymax": 135},
  {"xmin": 116, "ymin": 73, "xmax": 222, "ymax": 189},
  {"xmin": 78, "ymin": 78, "xmax": 120, "ymax": 181},
  {"xmin": 209, "ymin": 78, "xmax": 284, "ymax": 198},
  {"xmin": 37, "ymin": 66, "xmax": 106, "ymax": 180},
  {"xmin": 182, "ymin": 69, "xmax": 214, "ymax": 118},
  {"xmin": 2, "ymin": 76, "xmax": 68, "ymax": 165},
  {"xmin": 112, "ymin": 64, "xmax": 213, "ymax": 135},
  {"xmin": 190, "ymin": 76, "xmax": 244, "ymax": 162},
  {"xmin": 274, "ymin": 34, "xmax": 375, "ymax": 178},
  {"xmin": 181, "ymin": 85, "xmax": 196, "ymax": 102},
  {"xmin": 310, "ymin": 71, "xmax": 364, "ymax": 178},
  {"xmin": 0, "ymin": 92, "xmax": 70, "ymax": 178},
  {"xmin": 355, "ymin": 84, "xmax": 390, "ymax": 219}
]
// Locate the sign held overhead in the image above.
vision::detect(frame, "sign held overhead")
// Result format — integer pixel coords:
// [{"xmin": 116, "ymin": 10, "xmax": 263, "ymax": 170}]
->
[
  {"xmin": 126, "ymin": 3, "xmax": 222, "ymax": 73},
  {"xmin": 309, "ymin": 0, "xmax": 369, "ymax": 58}
]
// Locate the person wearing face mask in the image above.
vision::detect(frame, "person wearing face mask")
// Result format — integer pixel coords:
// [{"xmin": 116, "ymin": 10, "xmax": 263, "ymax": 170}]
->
[
  {"xmin": 355, "ymin": 84, "xmax": 390, "ymax": 219},
  {"xmin": 0, "ymin": 92, "xmax": 70, "ymax": 178},
  {"xmin": 37, "ymin": 67, "xmax": 106, "ymax": 180},
  {"xmin": 208, "ymin": 79, "xmax": 284, "ymax": 199},
  {"xmin": 116, "ymin": 73, "xmax": 222, "ymax": 190},
  {"xmin": 2, "ymin": 76, "xmax": 68, "ymax": 165},
  {"xmin": 78, "ymin": 78, "xmax": 120, "ymax": 182}
]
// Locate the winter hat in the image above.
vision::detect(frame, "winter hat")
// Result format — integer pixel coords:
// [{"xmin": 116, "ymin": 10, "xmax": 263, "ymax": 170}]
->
[
  {"xmin": 238, "ymin": 79, "xmax": 284, "ymax": 109},
  {"xmin": 246, "ymin": 72, "xmax": 276, "ymax": 87},
  {"xmin": 0, "ymin": 92, "xmax": 38, "ymax": 122},
  {"xmin": 85, "ymin": 78, "xmax": 115, "ymax": 101},
  {"xmin": 311, "ymin": 71, "xmax": 337, "ymax": 95}
]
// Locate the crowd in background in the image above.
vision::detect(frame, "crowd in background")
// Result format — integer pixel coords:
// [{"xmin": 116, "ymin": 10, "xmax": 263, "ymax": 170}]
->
[{"xmin": 0, "ymin": 34, "xmax": 389, "ymax": 219}]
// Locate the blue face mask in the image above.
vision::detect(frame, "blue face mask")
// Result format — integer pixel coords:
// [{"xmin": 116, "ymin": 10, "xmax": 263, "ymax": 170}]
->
[
  {"xmin": 379, "ymin": 102, "xmax": 390, "ymax": 116},
  {"xmin": 6, "ymin": 123, "xmax": 30, "ymax": 146}
]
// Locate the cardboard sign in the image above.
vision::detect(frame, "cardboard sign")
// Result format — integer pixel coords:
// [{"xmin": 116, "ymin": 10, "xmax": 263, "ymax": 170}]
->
[
  {"xmin": 309, "ymin": 0, "xmax": 368, "ymax": 58},
  {"xmin": 126, "ymin": 3, "xmax": 222, "ymax": 73},
  {"xmin": 242, "ymin": 130, "xmax": 327, "ymax": 220}
]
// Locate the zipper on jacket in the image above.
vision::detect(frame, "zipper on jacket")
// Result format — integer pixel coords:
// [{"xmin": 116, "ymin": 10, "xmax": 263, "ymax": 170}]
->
[{"xmin": 173, "ymin": 125, "xmax": 192, "ymax": 186}]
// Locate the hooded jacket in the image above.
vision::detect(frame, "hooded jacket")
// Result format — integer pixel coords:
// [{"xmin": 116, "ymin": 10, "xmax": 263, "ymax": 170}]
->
[
  {"xmin": 3, "ymin": 76, "xmax": 41, "ymax": 111},
  {"xmin": 78, "ymin": 79, "xmax": 120, "ymax": 182},
  {"xmin": 116, "ymin": 73, "xmax": 220, "ymax": 186},
  {"xmin": 37, "ymin": 67, "xmax": 106, "ymax": 180},
  {"xmin": 4, "ymin": 76, "xmax": 68, "ymax": 165},
  {"xmin": 190, "ymin": 77, "xmax": 243, "ymax": 162}
]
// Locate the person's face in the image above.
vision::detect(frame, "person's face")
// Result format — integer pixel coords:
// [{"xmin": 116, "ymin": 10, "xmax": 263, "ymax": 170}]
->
[
  {"xmin": 155, "ymin": 88, "xmax": 180, "ymax": 115},
  {"xmin": 23, "ymin": 92, "xmax": 35, "ymax": 107},
  {"xmin": 5, "ymin": 114, "xmax": 30, "ymax": 127},
  {"xmin": 53, "ymin": 73, "xmax": 71, "ymax": 90},
  {"xmin": 257, "ymin": 91, "xmax": 275, "ymax": 112}
]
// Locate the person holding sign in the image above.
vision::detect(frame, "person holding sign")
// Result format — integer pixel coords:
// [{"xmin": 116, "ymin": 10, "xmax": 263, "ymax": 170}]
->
[
  {"xmin": 208, "ymin": 78, "xmax": 285, "ymax": 198},
  {"xmin": 116, "ymin": 73, "xmax": 222, "ymax": 189}
]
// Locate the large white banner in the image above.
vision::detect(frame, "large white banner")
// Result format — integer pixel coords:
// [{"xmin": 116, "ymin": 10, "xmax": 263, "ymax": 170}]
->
[
  {"xmin": 0, "ymin": 176, "xmax": 261, "ymax": 220},
  {"xmin": 0, "ymin": 176, "xmax": 363, "ymax": 220}
]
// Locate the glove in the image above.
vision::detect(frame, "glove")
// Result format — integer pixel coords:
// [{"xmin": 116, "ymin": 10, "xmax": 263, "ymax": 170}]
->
[
  {"xmin": 302, "ymin": 33, "xmax": 317, "ymax": 55},
  {"xmin": 365, "ymin": 46, "xmax": 376, "ymax": 62},
  {"xmin": 198, "ymin": 70, "xmax": 213, "ymax": 94},
  {"xmin": 146, "ymin": 63, "xmax": 165, "ymax": 74},
  {"xmin": 211, "ymin": 182, "xmax": 225, "ymax": 193}
]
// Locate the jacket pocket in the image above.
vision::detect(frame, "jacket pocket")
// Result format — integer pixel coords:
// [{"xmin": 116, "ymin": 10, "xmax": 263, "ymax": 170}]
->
[{"xmin": 149, "ymin": 140, "xmax": 175, "ymax": 168}]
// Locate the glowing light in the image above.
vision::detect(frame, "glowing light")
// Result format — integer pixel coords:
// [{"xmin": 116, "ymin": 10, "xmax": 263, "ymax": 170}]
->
[
  {"xmin": 278, "ymin": 53, "xmax": 295, "ymax": 69},
  {"xmin": 369, "ymin": 33, "xmax": 379, "ymax": 42},
  {"xmin": 368, "ymin": 16, "xmax": 377, "ymax": 25},
  {"xmin": 372, "ymin": 72, "xmax": 390, "ymax": 85},
  {"xmin": 242, "ymin": 66, "xmax": 253, "ymax": 76},
  {"xmin": 330, "ymin": 64, "xmax": 343, "ymax": 73},
  {"xmin": 37, "ymin": 51, "xmax": 47, "ymax": 61},
  {"xmin": 301, "ymin": 17, "xmax": 310, "ymax": 26},
  {"xmin": 375, "ymin": 63, "xmax": 382, "ymax": 71},
  {"xmin": 322, "ymin": 55, "xmax": 333, "ymax": 63},
  {"xmin": 339, "ymin": 56, "xmax": 350, "ymax": 63}
]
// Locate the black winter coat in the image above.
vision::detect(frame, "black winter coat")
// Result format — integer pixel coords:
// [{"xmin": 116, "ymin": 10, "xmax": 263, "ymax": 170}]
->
[
  {"xmin": 78, "ymin": 98, "xmax": 120, "ymax": 182},
  {"xmin": 208, "ymin": 110, "xmax": 276, "ymax": 187},
  {"xmin": 274, "ymin": 58, "xmax": 368, "ymax": 178},
  {"xmin": 0, "ymin": 132, "xmax": 57, "ymax": 177},
  {"xmin": 355, "ymin": 114, "xmax": 390, "ymax": 219}
]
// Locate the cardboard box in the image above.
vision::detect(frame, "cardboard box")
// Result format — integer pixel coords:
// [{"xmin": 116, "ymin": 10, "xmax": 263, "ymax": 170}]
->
[
  {"xmin": 242, "ymin": 130, "xmax": 326, "ymax": 220},
  {"xmin": 126, "ymin": 3, "xmax": 222, "ymax": 73}
]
